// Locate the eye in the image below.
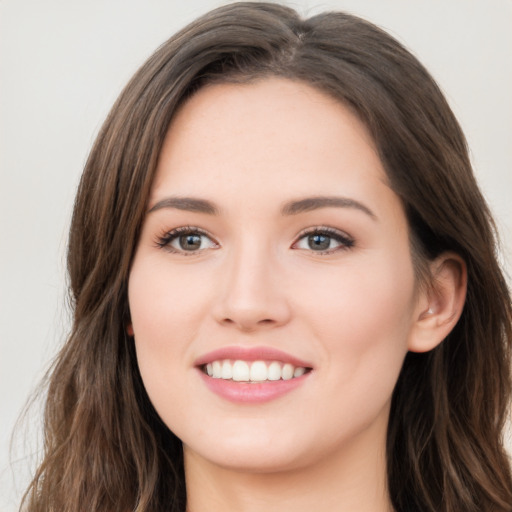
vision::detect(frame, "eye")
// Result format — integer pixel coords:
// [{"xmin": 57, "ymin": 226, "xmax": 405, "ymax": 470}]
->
[
  {"xmin": 292, "ymin": 227, "xmax": 354, "ymax": 254},
  {"xmin": 156, "ymin": 227, "xmax": 218, "ymax": 254}
]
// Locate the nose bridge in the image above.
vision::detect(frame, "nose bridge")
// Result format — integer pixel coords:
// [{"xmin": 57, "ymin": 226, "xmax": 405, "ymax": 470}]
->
[{"xmin": 214, "ymin": 234, "xmax": 290, "ymax": 330}]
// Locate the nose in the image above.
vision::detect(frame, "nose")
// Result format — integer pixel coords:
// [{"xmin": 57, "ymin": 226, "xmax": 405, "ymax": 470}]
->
[{"xmin": 212, "ymin": 242, "xmax": 292, "ymax": 332}]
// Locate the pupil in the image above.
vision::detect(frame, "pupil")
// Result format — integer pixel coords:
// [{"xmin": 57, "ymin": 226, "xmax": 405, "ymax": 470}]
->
[
  {"xmin": 180, "ymin": 234, "xmax": 201, "ymax": 250},
  {"xmin": 308, "ymin": 234, "xmax": 330, "ymax": 250}
]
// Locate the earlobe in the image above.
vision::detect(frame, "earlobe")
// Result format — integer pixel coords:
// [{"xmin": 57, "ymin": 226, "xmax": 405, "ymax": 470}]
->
[
  {"xmin": 408, "ymin": 253, "xmax": 467, "ymax": 353},
  {"xmin": 127, "ymin": 323, "xmax": 134, "ymax": 337}
]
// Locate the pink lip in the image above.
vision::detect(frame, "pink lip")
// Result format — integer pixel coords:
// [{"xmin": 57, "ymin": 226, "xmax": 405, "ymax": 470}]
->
[
  {"xmin": 197, "ymin": 370, "xmax": 311, "ymax": 403},
  {"xmin": 194, "ymin": 346, "xmax": 313, "ymax": 368}
]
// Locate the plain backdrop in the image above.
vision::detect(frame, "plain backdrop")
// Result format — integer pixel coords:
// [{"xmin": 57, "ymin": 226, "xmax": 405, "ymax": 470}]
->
[{"xmin": 1, "ymin": 0, "xmax": 511, "ymax": 509}]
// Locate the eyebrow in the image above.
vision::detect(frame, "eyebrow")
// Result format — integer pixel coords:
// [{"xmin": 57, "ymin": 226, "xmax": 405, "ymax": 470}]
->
[
  {"xmin": 281, "ymin": 196, "xmax": 377, "ymax": 220},
  {"xmin": 147, "ymin": 194, "xmax": 376, "ymax": 220},
  {"xmin": 148, "ymin": 197, "xmax": 219, "ymax": 215}
]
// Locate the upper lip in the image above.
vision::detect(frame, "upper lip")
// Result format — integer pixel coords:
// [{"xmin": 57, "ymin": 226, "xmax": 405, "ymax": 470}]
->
[{"xmin": 194, "ymin": 346, "xmax": 313, "ymax": 369}]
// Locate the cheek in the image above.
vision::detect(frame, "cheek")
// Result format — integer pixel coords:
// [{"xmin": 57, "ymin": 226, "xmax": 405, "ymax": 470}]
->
[
  {"xmin": 292, "ymin": 256, "xmax": 415, "ymax": 447},
  {"xmin": 314, "ymin": 246, "xmax": 413, "ymax": 328},
  {"xmin": 295, "ymin": 250, "xmax": 416, "ymax": 387},
  {"xmin": 127, "ymin": 259, "xmax": 209, "ymax": 405},
  {"xmin": 129, "ymin": 257, "xmax": 210, "ymax": 341}
]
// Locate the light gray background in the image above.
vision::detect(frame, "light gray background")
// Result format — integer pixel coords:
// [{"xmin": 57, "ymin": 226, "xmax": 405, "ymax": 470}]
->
[{"xmin": 1, "ymin": 0, "xmax": 511, "ymax": 509}]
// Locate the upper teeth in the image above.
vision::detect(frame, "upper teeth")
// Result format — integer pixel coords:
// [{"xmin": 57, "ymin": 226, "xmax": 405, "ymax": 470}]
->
[{"xmin": 205, "ymin": 360, "xmax": 307, "ymax": 382}]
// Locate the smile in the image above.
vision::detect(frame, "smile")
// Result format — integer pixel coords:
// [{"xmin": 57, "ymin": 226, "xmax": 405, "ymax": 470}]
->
[
  {"xmin": 203, "ymin": 359, "xmax": 309, "ymax": 382},
  {"xmin": 195, "ymin": 346, "xmax": 313, "ymax": 403}
]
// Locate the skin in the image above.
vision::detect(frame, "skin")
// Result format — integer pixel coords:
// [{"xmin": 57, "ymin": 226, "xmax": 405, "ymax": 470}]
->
[{"xmin": 128, "ymin": 78, "xmax": 466, "ymax": 512}]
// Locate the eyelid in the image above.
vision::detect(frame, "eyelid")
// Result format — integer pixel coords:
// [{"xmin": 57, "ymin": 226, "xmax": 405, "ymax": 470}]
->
[
  {"xmin": 155, "ymin": 226, "xmax": 219, "ymax": 254},
  {"xmin": 291, "ymin": 226, "xmax": 355, "ymax": 253},
  {"xmin": 154, "ymin": 225, "xmax": 354, "ymax": 255}
]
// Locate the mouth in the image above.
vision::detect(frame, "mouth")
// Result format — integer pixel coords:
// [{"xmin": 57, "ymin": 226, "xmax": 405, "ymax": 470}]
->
[
  {"xmin": 201, "ymin": 359, "xmax": 312, "ymax": 382},
  {"xmin": 195, "ymin": 346, "xmax": 313, "ymax": 402}
]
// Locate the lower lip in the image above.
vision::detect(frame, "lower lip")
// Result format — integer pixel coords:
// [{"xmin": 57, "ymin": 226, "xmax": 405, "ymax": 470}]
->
[{"xmin": 198, "ymin": 370, "xmax": 310, "ymax": 403}]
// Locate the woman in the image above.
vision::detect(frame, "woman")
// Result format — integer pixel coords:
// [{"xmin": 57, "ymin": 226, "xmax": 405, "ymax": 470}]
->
[{"xmin": 21, "ymin": 2, "xmax": 512, "ymax": 511}]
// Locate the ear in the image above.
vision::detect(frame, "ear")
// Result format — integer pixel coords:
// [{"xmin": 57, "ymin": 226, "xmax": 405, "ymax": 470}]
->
[
  {"xmin": 126, "ymin": 323, "xmax": 134, "ymax": 337},
  {"xmin": 408, "ymin": 252, "xmax": 467, "ymax": 353}
]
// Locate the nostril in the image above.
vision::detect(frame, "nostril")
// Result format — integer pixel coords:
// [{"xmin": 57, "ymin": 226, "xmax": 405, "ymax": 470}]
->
[{"xmin": 220, "ymin": 317, "xmax": 274, "ymax": 328}]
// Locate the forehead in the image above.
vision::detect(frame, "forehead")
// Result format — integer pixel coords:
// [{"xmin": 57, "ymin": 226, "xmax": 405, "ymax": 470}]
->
[{"xmin": 151, "ymin": 78, "xmax": 394, "ymax": 217}]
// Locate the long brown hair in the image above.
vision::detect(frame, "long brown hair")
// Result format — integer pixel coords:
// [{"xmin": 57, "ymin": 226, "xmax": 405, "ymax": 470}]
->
[{"xmin": 22, "ymin": 3, "xmax": 512, "ymax": 511}]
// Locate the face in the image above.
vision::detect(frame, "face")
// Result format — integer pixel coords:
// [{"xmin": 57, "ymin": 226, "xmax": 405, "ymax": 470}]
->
[{"xmin": 128, "ymin": 78, "xmax": 421, "ymax": 473}]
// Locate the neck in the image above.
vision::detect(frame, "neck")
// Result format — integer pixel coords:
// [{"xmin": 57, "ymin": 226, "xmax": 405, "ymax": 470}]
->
[{"xmin": 184, "ymin": 413, "xmax": 393, "ymax": 512}]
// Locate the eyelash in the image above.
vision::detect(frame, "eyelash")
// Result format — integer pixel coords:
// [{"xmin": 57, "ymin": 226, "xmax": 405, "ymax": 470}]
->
[
  {"xmin": 155, "ymin": 226, "xmax": 218, "ymax": 255},
  {"xmin": 293, "ymin": 226, "xmax": 355, "ymax": 254},
  {"xmin": 155, "ymin": 225, "xmax": 355, "ymax": 255}
]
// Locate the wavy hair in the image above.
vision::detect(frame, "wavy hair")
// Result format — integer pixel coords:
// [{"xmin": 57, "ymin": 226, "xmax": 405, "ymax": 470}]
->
[{"xmin": 22, "ymin": 3, "xmax": 511, "ymax": 511}]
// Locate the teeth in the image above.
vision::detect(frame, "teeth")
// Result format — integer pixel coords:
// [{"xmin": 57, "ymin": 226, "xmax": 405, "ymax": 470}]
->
[
  {"xmin": 206, "ymin": 359, "xmax": 308, "ymax": 382},
  {"xmin": 282, "ymin": 363, "xmax": 294, "ymax": 380},
  {"xmin": 268, "ymin": 361, "xmax": 281, "ymax": 381},
  {"xmin": 232, "ymin": 360, "xmax": 250, "ymax": 381},
  {"xmin": 249, "ymin": 361, "xmax": 267, "ymax": 382},
  {"xmin": 293, "ymin": 366, "xmax": 306, "ymax": 377},
  {"xmin": 221, "ymin": 360, "xmax": 233, "ymax": 379},
  {"xmin": 212, "ymin": 361, "xmax": 222, "ymax": 378}
]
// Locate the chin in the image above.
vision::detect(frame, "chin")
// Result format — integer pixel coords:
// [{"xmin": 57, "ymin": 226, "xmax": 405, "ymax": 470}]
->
[
  {"xmin": 181, "ymin": 424, "xmax": 318, "ymax": 474},
  {"xmin": 185, "ymin": 442, "xmax": 311, "ymax": 474}
]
